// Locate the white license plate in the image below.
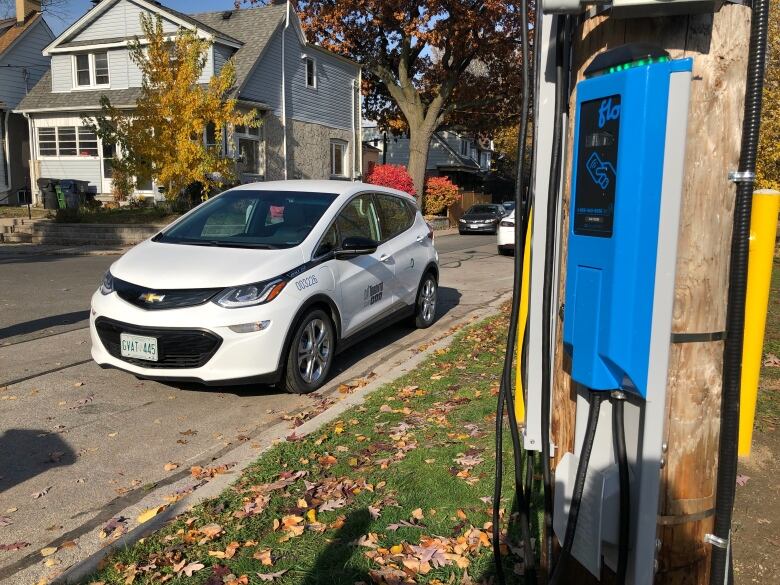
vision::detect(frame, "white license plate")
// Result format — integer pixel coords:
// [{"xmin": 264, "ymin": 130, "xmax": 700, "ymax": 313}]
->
[{"xmin": 120, "ymin": 333, "xmax": 158, "ymax": 362}]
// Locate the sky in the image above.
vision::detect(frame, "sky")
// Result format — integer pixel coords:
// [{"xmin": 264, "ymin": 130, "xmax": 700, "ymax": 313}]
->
[{"xmin": 45, "ymin": 0, "xmax": 242, "ymax": 36}]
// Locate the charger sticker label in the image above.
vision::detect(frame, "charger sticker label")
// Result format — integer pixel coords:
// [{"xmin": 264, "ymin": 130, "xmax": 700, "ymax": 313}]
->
[
  {"xmin": 364, "ymin": 281, "xmax": 384, "ymax": 306},
  {"xmin": 574, "ymin": 94, "xmax": 621, "ymax": 238}
]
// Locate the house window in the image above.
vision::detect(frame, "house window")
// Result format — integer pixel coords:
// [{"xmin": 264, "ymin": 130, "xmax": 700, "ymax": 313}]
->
[
  {"xmin": 38, "ymin": 126, "xmax": 101, "ymax": 157},
  {"xmin": 234, "ymin": 122, "xmax": 264, "ymax": 177},
  {"xmin": 38, "ymin": 128, "xmax": 57, "ymax": 156},
  {"xmin": 305, "ymin": 57, "xmax": 316, "ymax": 88},
  {"xmin": 205, "ymin": 122, "xmax": 217, "ymax": 149},
  {"xmin": 74, "ymin": 52, "xmax": 109, "ymax": 88},
  {"xmin": 330, "ymin": 140, "xmax": 346, "ymax": 177},
  {"xmin": 460, "ymin": 139, "xmax": 469, "ymax": 156}
]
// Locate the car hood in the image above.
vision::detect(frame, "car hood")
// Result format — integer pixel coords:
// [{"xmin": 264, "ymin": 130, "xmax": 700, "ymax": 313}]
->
[
  {"xmin": 462, "ymin": 213, "xmax": 498, "ymax": 221},
  {"xmin": 110, "ymin": 239, "xmax": 307, "ymax": 289}
]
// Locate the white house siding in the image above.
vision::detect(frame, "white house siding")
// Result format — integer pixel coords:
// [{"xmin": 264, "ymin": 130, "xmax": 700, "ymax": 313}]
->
[
  {"xmin": 70, "ymin": 0, "xmax": 179, "ymax": 42},
  {"xmin": 50, "ymin": 54, "xmax": 71, "ymax": 92},
  {"xmin": 0, "ymin": 20, "xmax": 52, "ymax": 108}
]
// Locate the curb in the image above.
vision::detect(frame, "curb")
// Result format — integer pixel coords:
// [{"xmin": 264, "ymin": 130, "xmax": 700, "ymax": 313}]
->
[{"xmin": 46, "ymin": 293, "xmax": 510, "ymax": 585}]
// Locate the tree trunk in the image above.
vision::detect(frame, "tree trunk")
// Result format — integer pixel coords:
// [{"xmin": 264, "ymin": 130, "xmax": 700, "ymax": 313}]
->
[{"xmin": 407, "ymin": 125, "xmax": 435, "ymax": 206}]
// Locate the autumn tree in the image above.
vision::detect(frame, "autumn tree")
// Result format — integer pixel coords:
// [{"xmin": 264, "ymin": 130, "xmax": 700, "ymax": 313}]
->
[
  {"xmin": 84, "ymin": 14, "xmax": 258, "ymax": 201},
  {"xmin": 246, "ymin": 1, "xmax": 525, "ymax": 199},
  {"xmin": 756, "ymin": 0, "xmax": 780, "ymax": 191}
]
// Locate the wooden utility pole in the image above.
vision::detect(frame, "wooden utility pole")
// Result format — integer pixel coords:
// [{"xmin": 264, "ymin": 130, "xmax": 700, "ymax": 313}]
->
[{"xmin": 549, "ymin": 5, "xmax": 752, "ymax": 583}]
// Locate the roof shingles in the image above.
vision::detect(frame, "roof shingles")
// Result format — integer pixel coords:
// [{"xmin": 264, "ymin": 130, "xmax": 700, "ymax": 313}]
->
[{"xmin": 17, "ymin": 4, "xmax": 287, "ymax": 113}]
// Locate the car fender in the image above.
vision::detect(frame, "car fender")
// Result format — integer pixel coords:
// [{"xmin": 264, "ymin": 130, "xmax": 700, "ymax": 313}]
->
[{"xmin": 274, "ymin": 291, "xmax": 343, "ymax": 375}]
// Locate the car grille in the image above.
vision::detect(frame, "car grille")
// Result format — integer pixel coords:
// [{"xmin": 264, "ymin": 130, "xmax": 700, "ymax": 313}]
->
[
  {"xmin": 114, "ymin": 277, "xmax": 222, "ymax": 311},
  {"xmin": 95, "ymin": 317, "xmax": 222, "ymax": 369}
]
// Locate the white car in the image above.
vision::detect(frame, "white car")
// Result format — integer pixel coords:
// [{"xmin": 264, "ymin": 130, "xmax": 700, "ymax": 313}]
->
[
  {"xmin": 496, "ymin": 211, "xmax": 515, "ymax": 255},
  {"xmin": 90, "ymin": 181, "xmax": 439, "ymax": 394}
]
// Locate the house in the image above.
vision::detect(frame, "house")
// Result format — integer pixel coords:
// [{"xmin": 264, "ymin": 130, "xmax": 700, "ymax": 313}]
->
[
  {"xmin": 362, "ymin": 123, "xmax": 493, "ymax": 191},
  {"xmin": 0, "ymin": 0, "xmax": 54, "ymax": 205},
  {"xmin": 16, "ymin": 0, "xmax": 361, "ymax": 204}
]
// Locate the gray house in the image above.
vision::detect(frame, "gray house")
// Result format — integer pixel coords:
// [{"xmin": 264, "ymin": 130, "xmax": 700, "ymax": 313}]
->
[
  {"xmin": 0, "ymin": 0, "xmax": 54, "ymax": 204},
  {"xmin": 16, "ymin": 0, "xmax": 361, "ymax": 203}
]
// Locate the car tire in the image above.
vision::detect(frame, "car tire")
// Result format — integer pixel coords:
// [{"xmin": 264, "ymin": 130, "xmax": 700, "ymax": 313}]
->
[
  {"xmin": 498, "ymin": 247, "xmax": 513, "ymax": 256},
  {"xmin": 459, "ymin": 229, "xmax": 466, "ymax": 235},
  {"xmin": 284, "ymin": 309, "xmax": 335, "ymax": 394},
  {"xmin": 413, "ymin": 272, "xmax": 438, "ymax": 329}
]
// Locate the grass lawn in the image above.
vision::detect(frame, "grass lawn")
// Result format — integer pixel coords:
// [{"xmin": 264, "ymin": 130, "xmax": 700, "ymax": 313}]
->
[{"xmin": 86, "ymin": 313, "xmax": 525, "ymax": 585}]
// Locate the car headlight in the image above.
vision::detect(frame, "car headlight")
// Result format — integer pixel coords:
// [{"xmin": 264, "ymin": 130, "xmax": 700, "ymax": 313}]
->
[
  {"xmin": 500, "ymin": 220, "xmax": 515, "ymax": 227},
  {"xmin": 100, "ymin": 271, "xmax": 115, "ymax": 295},
  {"xmin": 213, "ymin": 279, "xmax": 287, "ymax": 309}
]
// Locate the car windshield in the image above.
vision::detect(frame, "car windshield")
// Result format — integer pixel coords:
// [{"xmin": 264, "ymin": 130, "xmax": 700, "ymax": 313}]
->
[
  {"xmin": 467, "ymin": 205, "xmax": 500, "ymax": 214},
  {"xmin": 502, "ymin": 202, "xmax": 516, "ymax": 211},
  {"xmin": 155, "ymin": 190, "xmax": 338, "ymax": 249}
]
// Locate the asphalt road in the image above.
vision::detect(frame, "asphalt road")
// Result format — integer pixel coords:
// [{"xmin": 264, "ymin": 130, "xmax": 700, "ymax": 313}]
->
[{"xmin": 0, "ymin": 232, "xmax": 511, "ymax": 582}]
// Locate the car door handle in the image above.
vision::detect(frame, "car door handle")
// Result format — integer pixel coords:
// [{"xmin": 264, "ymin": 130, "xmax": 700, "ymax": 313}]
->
[{"xmin": 379, "ymin": 253, "xmax": 392, "ymax": 263}]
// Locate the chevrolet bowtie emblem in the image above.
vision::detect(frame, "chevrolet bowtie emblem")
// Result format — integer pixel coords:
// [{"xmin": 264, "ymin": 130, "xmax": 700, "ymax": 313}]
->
[{"xmin": 139, "ymin": 292, "xmax": 166, "ymax": 303}]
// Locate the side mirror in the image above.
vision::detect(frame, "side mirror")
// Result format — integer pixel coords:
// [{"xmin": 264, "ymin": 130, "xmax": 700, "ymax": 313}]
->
[{"xmin": 334, "ymin": 236, "xmax": 378, "ymax": 259}]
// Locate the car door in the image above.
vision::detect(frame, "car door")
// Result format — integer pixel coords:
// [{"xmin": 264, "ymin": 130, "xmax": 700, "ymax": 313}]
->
[
  {"xmin": 374, "ymin": 193, "xmax": 427, "ymax": 305},
  {"xmin": 330, "ymin": 193, "xmax": 398, "ymax": 336}
]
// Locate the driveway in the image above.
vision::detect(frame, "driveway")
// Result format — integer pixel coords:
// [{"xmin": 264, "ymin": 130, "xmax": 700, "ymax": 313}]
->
[{"xmin": 0, "ymin": 233, "xmax": 511, "ymax": 582}]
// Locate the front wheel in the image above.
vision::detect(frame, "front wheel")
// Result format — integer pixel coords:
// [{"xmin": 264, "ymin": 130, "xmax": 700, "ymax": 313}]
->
[
  {"xmin": 413, "ymin": 273, "xmax": 438, "ymax": 328},
  {"xmin": 284, "ymin": 309, "xmax": 335, "ymax": 394}
]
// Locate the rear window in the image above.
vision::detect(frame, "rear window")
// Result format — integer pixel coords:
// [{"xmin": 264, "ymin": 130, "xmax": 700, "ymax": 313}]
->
[{"xmin": 156, "ymin": 190, "xmax": 338, "ymax": 249}]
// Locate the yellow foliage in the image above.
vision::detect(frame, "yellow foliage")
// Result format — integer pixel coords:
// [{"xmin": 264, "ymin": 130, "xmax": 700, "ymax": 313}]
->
[
  {"xmin": 756, "ymin": 0, "xmax": 780, "ymax": 191},
  {"xmin": 84, "ymin": 14, "xmax": 259, "ymax": 200}
]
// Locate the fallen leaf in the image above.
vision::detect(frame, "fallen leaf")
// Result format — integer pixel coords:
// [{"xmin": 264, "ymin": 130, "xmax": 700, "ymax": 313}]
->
[
  {"xmin": 48, "ymin": 451, "xmax": 66, "ymax": 463},
  {"xmin": 256, "ymin": 570, "xmax": 287, "ymax": 582},
  {"xmin": 136, "ymin": 505, "xmax": 166, "ymax": 524},
  {"xmin": 736, "ymin": 474, "xmax": 750, "ymax": 487},
  {"xmin": 178, "ymin": 562, "xmax": 204, "ymax": 577},
  {"xmin": 0, "ymin": 542, "xmax": 29, "ymax": 551},
  {"xmin": 0, "ymin": 517, "xmax": 12, "ymax": 527},
  {"xmin": 40, "ymin": 546, "xmax": 57, "ymax": 557},
  {"xmin": 763, "ymin": 353, "xmax": 780, "ymax": 367},
  {"xmin": 32, "ymin": 486, "xmax": 51, "ymax": 499},
  {"xmin": 253, "ymin": 548, "xmax": 273, "ymax": 566},
  {"xmin": 73, "ymin": 382, "xmax": 85, "ymax": 387},
  {"xmin": 163, "ymin": 462, "xmax": 179, "ymax": 472},
  {"xmin": 411, "ymin": 508, "xmax": 424, "ymax": 520}
]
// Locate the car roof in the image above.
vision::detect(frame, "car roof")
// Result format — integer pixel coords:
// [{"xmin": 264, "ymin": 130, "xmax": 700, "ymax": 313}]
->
[{"xmin": 229, "ymin": 180, "xmax": 416, "ymax": 202}]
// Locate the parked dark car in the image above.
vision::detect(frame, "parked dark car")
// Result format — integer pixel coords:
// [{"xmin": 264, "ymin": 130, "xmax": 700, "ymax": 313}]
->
[{"xmin": 458, "ymin": 204, "xmax": 506, "ymax": 234}]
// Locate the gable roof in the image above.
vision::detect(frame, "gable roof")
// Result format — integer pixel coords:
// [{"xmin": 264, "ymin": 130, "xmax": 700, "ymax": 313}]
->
[
  {"xmin": 0, "ymin": 12, "xmax": 45, "ymax": 57},
  {"xmin": 189, "ymin": 3, "xmax": 288, "ymax": 93},
  {"xmin": 44, "ymin": 0, "xmax": 242, "ymax": 55}
]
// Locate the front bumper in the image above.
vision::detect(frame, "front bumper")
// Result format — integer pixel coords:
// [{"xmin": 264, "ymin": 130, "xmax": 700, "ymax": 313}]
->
[
  {"xmin": 497, "ymin": 225, "xmax": 515, "ymax": 247},
  {"xmin": 459, "ymin": 221, "xmax": 498, "ymax": 232},
  {"xmin": 89, "ymin": 289, "xmax": 296, "ymax": 384}
]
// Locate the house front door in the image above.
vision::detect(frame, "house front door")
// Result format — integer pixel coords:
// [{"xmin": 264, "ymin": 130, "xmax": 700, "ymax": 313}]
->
[{"xmin": 100, "ymin": 141, "xmax": 116, "ymax": 195}]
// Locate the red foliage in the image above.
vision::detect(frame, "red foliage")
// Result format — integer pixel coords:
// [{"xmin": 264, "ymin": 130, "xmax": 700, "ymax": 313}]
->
[
  {"xmin": 424, "ymin": 176, "xmax": 460, "ymax": 215},
  {"xmin": 365, "ymin": 164, "xmax": 416, "ymax": 196}
]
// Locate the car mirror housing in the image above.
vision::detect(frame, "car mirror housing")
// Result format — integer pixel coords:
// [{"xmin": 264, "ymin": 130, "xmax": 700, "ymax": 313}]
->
[{"xmin": 335, "ymin": 236, "xmax": 378, "ymax": 259}]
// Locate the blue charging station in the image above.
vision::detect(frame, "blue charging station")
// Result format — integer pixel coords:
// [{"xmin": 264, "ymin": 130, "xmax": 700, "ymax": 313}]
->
[{"xmin": 562, "ymin": 46, "xmax": 693, "ymax": 399}]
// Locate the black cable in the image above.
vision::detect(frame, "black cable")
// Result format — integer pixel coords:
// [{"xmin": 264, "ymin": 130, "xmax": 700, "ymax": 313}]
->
[
  {"xmin": 540, "ymin": 13, "xmax": 568, "ymax": 574},
  {"xmin": 711, "ymin": 0, "xmax": 769, "ymax": 582},
  {"xmin": 612, "ymin": 392, "xmax": 629, "ymax": 584},
  {"xmin": 491, "ymin": 0, "xmax": 536, "ymax": 580},
  {"xmin": 549, "ymin": 390, "xmax": 605, "ymax": 585}
]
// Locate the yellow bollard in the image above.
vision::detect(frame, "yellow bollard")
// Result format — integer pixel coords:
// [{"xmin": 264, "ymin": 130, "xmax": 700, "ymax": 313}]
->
[
  {"xmin": 515, "ymin": 211, "xmax": 533, "ymax": 423},
  {"xmin": 739, "ymin": 189, "xmax": 780, "ymax": 457}
]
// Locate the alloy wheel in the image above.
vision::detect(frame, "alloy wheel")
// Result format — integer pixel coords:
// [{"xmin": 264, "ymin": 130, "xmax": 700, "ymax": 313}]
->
[{"xmin": 296, "ymin": 318, "xmax": 331, "ymax": 384}]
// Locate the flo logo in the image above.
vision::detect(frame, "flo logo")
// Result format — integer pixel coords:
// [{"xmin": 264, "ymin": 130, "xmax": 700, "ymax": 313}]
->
[{"xmin": 598, "ymin": 98, "xmax": 620, "ymax": 128}]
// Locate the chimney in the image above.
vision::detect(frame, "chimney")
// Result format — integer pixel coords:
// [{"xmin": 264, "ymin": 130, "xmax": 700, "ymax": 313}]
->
[{"xmin": 15, "ymin": 0, "xmax": 40, "ymax": 25}]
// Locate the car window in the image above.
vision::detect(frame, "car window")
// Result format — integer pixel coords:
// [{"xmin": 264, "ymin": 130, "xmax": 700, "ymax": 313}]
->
[
  {"xmin": 468, "ymin": 205, "xmax": 498, "ymax": 214},
  {"xmin": 316, "ymin": 224, "xmax": 339, "ymax": 257},
  {"xmin": 375, "ymin": 193, "xmax": 414, "ymax": 241},
  {"xmin": 336, "ymin": 194, "xmax": 381, "ymax": 242},
  {"xmin": 158, "ymin": 190, "xmax": 337, "ymax": 249}
]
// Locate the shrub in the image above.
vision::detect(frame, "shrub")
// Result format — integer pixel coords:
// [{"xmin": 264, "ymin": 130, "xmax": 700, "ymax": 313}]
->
[
  {"xmin": 424, "ymin": 176, "xmax": 460, "ymax": 215},
  {"xmin": 365, "ymin": 164, "xmax": 416, "ymax": 196}
]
